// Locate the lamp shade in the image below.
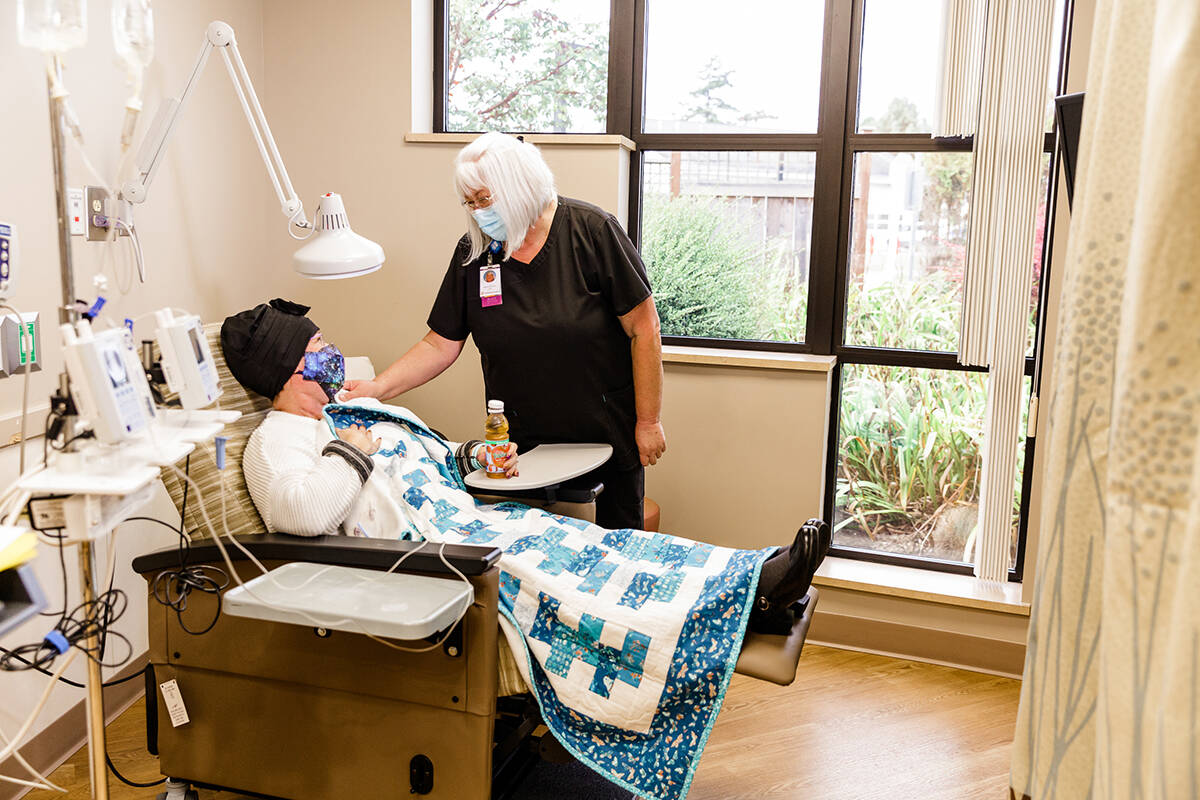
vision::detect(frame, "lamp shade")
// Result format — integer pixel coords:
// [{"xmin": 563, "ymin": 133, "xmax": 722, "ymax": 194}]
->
[{"xmin": 292, "ymin": 193, "xmax": 385, "ymax": 279}]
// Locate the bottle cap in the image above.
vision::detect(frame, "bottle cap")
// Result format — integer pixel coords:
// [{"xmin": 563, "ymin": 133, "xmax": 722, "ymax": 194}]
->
[{"xmin": 487, "ymin": 399, "xmax": 504, "ymax": 413}]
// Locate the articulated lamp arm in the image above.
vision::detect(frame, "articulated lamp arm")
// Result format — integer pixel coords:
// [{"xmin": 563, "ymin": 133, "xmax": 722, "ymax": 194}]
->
[{"xmin": 121, "ymin": 21, "xmax": 309, "ymax": 231}]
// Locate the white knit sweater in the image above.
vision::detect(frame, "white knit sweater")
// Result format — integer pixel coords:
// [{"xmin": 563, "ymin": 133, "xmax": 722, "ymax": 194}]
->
[
  {"xmin": 243, "ymin": 408, "xmax": 473, "ymax": 539},
  {"xmin": 243, "ymin": 410, "xmax": 371, "ymax": 537}
]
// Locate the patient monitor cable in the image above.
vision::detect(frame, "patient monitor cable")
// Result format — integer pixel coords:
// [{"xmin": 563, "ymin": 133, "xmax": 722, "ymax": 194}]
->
[{"xmin": 145, "ymin": 455, "xmax": 232, "ymax": 636}]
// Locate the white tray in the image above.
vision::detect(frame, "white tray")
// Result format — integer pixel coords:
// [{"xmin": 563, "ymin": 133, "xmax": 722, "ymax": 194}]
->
[
  {"xmin": 463, "ymin": 442, "xmax": 613, "ymax": 491},
  {"xmin": 224, "ymin": 562, "xmax": 474, "ymax": 641}
]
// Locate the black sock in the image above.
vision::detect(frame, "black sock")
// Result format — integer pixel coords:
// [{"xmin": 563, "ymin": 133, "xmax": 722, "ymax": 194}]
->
[{"xmin": 757, "ymin": 540, "xmax": 798, "ymax": 600}]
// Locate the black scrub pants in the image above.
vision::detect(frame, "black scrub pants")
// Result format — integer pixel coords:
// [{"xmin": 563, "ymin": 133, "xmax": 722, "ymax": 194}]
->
[{"xmin": 590, "ymin": 461, "xmax": 645, "ymax": 530}]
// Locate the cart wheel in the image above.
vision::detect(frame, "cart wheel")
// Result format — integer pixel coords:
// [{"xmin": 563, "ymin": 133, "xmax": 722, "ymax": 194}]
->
[{"xmin": 155, "ymin": 778, "xmax": 196, "ymax": 800}]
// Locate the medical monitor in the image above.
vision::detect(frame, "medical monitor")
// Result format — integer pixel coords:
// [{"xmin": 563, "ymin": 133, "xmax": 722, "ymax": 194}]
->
[
  {"xmin": 155, "ymin": 308, "xmax": 222, "ymax": 409},
  {"xmin": 61, "ymin": 321, "xmax": 157, "ymax": 444}
]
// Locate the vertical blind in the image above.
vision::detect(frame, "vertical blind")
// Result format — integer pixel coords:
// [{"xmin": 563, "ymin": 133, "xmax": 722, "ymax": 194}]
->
[
  {"xmin": 940, "ymin": 0, "xmax": 1056, "ymax": 579},
  {"xmin": 933, "ymin": 0, "xmax": 987, "ymax": 137}
]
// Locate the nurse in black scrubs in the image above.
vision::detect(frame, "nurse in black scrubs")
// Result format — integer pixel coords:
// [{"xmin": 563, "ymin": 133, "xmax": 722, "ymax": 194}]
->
[{"xmin": 343, "ymin": 132, "xmax": 666, "ymax": 529}]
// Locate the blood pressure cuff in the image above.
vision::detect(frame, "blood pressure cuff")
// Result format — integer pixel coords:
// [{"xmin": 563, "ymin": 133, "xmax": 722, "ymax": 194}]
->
[{"xmin": 220, "ymin": 298, "xmax": 318, "ymax": 399}]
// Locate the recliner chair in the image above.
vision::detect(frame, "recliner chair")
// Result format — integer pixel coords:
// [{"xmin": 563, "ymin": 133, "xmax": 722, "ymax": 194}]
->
[{"xmin": 131, "ymin": 325, "xmax": 818, "ymax": 799}]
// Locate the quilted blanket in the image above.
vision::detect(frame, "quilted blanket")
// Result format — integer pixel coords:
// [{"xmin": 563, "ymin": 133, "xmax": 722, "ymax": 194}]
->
[{"xmin": 324, "ymin": 401, "xmax": 770, "ymax": 800}]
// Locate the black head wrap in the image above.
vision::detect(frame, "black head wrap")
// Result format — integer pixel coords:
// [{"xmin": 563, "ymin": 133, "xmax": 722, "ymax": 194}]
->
[{"xmin": 220, "ymin": 299, "xmax": 318, "ymax": 399}]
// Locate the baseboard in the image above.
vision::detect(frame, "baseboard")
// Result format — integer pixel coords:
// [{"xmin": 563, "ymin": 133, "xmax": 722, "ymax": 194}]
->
[
  {"xmin": 807, "ymin": 610, "xmax": 1027, "ymax": 678},
  {"xmin": 1, "ymin": 652, "xmax": 149, "ymax": 800}
]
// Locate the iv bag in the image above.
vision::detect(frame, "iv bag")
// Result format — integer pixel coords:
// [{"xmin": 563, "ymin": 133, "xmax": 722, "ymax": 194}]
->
[
  {"xmin": 112, "ymin": 0, "xmax": 154, "ymax": 69},
  {"xmin": 16, "ymin": 0, "xmax": 88, "ymax": 52}
]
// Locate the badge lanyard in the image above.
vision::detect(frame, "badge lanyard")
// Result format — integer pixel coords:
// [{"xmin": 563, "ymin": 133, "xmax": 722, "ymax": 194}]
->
[{"xmin": 480, "ymin": 241, "xmax": 503, "ymax": 308}]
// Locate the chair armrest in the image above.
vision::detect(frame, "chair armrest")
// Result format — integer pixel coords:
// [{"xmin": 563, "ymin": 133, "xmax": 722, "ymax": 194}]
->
[
  {"xmin": 131, "ymin": 533, "xmax": 501, "ymax": 577},
  {"xmin": 466, "ymin": 474, "xmax": 605, "ymax": 505}
]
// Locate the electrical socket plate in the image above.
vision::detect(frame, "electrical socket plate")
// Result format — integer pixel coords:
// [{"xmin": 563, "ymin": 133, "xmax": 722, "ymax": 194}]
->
[
  {"xmin": 85, "ymin": 185, "xmax": 109, "ymax": 241},
  {"xmin": 84, "ymin": 185, "xmax": 129, "ymax": 241}
]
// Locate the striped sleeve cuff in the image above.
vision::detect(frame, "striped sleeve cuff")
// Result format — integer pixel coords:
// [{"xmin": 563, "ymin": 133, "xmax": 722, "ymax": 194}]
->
[
  {"xmin": 455, "ymin": 439, "xmax": 483, "ymax": 476},
  {"xmin": 322, "ymin": 440, "xmax": 375, "ymax": 484}
]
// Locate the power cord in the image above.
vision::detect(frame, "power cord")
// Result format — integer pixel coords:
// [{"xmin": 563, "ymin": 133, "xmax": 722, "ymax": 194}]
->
[
  {"xmin": 106, "ymin": 752, "xmax": 165, "ymax": 788},
  {"xmin": 0, "ymin": 588, "xmax": 131, "ymax": 673},
  {"xmin": 142, "ymin": 456, "xmax": 231, "ymax": 636}
]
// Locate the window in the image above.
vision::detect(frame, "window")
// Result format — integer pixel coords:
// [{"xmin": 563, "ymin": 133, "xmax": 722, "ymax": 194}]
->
[
  {"xmin": 440, "ymin": 0, "xmax": 610, "ymax": 133},
  {"xmin": 641, "ymin": 151, "xmax": 815, "ymax": 342},
  {"xmin": 435, "ymin": 0, "xmax": 1070, "ymax": 577},
  {"xmin": 642, "ymin": 0, "xmax": 824, "ymax": 135}
]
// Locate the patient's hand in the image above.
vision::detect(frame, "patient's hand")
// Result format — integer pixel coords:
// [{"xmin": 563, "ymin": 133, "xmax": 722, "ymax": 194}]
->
[
  {"xmin": 476, "ymin": 442, "xmax": 519, "ymax": 478},
  {"xmin": 337, "ymin": 424, "xmax": 381, "ymax": 456},
  {"xmin": 500, "ymin": 443, "xmax": 519, "ymax": 477}
]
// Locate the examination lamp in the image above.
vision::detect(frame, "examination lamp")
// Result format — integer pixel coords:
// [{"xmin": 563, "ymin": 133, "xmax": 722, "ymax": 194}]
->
[{"xmin": 121, "ymin": 21, "xmax": 384, "ymax": 279}]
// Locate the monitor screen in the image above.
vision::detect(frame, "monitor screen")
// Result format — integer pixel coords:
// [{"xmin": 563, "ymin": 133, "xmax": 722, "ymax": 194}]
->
[
  {"xmin": 188, "ymin": 325, "xmax": 205, "ymax": 364},
  {"xmin": 1055, "ymin": 92, "xmax": 1085, "ymax": 207},
  {"xmin": 102, "ymin": 345, "xmax": 130, "ymax": 389}
]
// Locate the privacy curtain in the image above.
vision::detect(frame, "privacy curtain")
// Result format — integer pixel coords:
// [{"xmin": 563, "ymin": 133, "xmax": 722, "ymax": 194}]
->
[{"xmin": 1010, "ymin": 0, "xmax": 1200, "ymax": 796}]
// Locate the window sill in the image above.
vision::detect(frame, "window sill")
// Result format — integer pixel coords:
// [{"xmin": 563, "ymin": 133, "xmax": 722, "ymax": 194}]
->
[
  {"xmin": 812, "ymin": 556, "xmax": 1029, "ymax": 616},
  {"xmin": 662, "ymin": 345, "xmax": 836, "ymax": 373},
  {"xmin": 404, "ymin": 133, "xmax": 636, "ymax": 152}
]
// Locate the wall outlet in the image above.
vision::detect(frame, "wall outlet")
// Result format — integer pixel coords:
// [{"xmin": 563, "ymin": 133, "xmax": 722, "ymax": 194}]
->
[
  {"xmin": 84, "ymin": 186, "xmax": 131, "ymax": 241},
  {"xmin": 85, "ymin": 185, "xmax": 110, "ymax": 241},
  {"xmin": 67, "ymin": 187, "xmax": 86, "ymax": 236},
  {"xmin": 0, "ymin": 311, "xmax": 41, "ymax": 377}
]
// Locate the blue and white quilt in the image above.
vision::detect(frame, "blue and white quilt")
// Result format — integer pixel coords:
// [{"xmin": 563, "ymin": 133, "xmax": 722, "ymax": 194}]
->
[{"xmin": 323, "ymin": 401, "xmax": 771, "ymax": 800}]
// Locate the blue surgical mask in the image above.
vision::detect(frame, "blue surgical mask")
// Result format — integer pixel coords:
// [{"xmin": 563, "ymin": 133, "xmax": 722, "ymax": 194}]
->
[
  {"xmin": 472, "ymin": 207, "xmax": 508, "ymax": 242},
  {"xmin": 298, "ymin": 345, "xmax": 345, "ymax": 402}
]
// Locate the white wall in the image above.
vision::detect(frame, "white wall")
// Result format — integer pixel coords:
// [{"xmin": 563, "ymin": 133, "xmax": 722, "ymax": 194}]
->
[{"xmin": 0, "ymin": 0, "xmax": 270, "ymax": 750}]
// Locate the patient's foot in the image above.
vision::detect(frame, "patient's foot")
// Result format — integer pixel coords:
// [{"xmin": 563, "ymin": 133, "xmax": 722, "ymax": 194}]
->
[{"xmin": 749, "ymin": 518, "xmax": 830, "ymax": 635}]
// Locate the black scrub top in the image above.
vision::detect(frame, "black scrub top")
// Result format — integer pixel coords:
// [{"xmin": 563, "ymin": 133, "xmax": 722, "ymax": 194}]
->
[{"xmin": 427, "ymin": 196, "xmax": 652, "ymax": 470}]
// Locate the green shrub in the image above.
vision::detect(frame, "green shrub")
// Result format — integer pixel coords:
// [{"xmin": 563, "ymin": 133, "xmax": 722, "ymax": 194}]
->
[
  {"xmin": 642, "ymin": 195, "xmax": 809, "ymax": 342},
  {"xmin": 641, "ymin": 195, "xmax": 762, "ymax": 339}
]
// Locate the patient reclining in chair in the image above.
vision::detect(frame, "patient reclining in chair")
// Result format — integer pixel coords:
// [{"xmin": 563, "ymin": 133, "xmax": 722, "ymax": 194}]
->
[{"xmin": 221, "ymin": 299, "xmax": 828, "ymax": 800}]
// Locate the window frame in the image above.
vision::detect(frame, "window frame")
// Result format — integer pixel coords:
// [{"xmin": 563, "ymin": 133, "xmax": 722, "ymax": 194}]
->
[{"xmin": 434, "ymin": 0, "xmax": 1075, "ymax": 580}]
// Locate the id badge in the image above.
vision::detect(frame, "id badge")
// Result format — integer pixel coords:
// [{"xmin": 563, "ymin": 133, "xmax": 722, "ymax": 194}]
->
[{"xmin": 480, "ymin": 265, "xmax": 503, "ymax": 307}]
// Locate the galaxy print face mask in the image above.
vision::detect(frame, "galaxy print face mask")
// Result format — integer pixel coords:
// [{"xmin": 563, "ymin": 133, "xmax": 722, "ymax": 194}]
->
[{"xmin": 298, "ymin": 344, "xmax": 345, "ymax": 402}]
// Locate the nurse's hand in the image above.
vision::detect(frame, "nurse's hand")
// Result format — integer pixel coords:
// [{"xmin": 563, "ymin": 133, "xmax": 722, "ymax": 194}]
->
[
  {"xmin": 636, "ymin": 420, "xmax": 666, "ymax": 466},
  {"xmin": 342, "ymin": 378, "xmax": 384, "ymax": 401}
]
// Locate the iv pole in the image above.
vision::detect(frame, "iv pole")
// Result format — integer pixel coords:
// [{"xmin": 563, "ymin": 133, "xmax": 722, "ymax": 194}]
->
[{"xmin": 45, "ymin": 55, "xmax": 110, "ymax": 800}]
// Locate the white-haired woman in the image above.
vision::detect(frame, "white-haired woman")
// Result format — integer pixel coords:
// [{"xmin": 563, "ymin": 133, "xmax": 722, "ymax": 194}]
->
[{"xmin": 344, "ymin": 132, "xmax": 665, "ymax": 529}]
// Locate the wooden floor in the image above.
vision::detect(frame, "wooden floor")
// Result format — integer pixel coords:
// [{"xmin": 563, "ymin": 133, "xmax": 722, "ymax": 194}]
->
[{"xmin": 23, "ymin": 645, "xmax": 1020, "ymax": 800}]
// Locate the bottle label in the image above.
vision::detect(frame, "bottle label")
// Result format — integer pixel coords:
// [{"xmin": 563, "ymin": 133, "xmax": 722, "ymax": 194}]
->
[{"xmin": 484, "ymin": 439, "xmax": 510, "ymax": 474}]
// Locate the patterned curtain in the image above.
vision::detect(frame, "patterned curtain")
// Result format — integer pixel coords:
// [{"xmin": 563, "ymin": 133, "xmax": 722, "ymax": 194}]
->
[{"xmin": 1010, "ymin": 0, "xmax": 1200, "ymax": 796}]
